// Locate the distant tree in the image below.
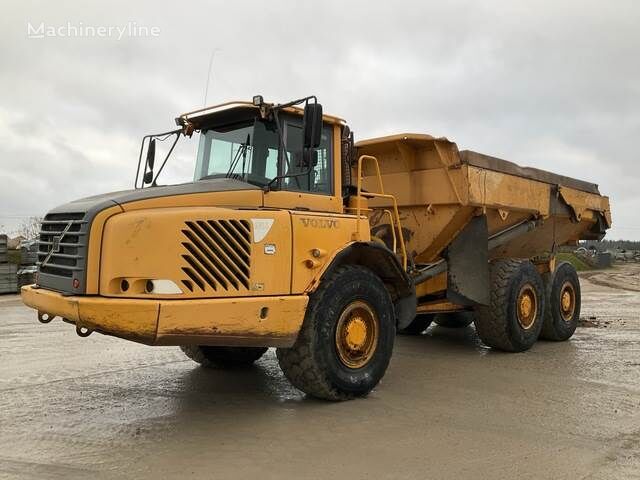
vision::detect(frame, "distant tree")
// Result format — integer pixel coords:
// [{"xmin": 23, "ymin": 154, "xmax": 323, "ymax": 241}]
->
[{"xmin": 18, "ymin": 216, "xmax": 42, "ymax": 240}]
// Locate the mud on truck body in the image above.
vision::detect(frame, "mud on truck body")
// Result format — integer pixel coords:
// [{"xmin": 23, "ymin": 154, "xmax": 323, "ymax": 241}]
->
[{"xmin": 22, "ymin": 96, "xmax": 611, "ymax": 400}]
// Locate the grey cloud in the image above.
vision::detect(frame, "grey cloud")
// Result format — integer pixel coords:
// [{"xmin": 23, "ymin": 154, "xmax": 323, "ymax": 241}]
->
[{"xmin": 0, "ymin": 0, "xmax": 638, "ymax": 239}]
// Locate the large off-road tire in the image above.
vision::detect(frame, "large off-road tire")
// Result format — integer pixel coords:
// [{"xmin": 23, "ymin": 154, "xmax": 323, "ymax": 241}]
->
[
  {"xmin": 398, "ymin": 314, "xmax": 434, "ymax": 335},
  {"xmin": 474, "ymin": 259, "xmax": 545, "ymax": 352},
  {"xmin": 540, "ymin": 262, "xmax": 581, "ymax": 341},
  {"xmin": 180, "ymin": 345, "xmax": 268, "ymax": 368},
  {"xmin": 434, "ymin": 312, "xmax": 474, "ymax": 328},
  {"xmin": 276, "ymin": 265, "xmax": 395, "ymax": 401}
]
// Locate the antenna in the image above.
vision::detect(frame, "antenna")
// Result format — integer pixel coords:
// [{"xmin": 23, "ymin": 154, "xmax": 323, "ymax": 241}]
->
[{"xmin": 203, "ymin": 48, "xmax": 220, "ymax": 107}]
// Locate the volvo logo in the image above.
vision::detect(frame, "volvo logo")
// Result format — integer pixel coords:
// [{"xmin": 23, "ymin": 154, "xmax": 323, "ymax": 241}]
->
[
  {"xmin": 300, "ymin": 218, "xmax": 339, "ymax": 229},
  {"xmin": 51, "ymin": 235, "xmax": 62, "ymax": 253},
  {"xmin": 41, "ymin": 220, "xmax": 74, "ymax": 268}
]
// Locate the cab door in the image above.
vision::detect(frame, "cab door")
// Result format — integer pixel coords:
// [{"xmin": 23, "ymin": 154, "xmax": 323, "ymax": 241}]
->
[{"xmin": 263, "ymin": 118, "xmax": 342, "ymax": 213}]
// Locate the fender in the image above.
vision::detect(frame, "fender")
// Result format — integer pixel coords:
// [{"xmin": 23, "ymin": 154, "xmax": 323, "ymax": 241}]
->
[{"xmin": 306, "ymin": 241, "xmax": 416, "ymax": 329}]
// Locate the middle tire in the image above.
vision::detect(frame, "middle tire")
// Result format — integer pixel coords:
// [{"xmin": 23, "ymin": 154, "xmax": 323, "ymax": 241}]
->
[
  {"xmin": 180, "ymin": 345, "xmax": 268, "ymax": 368},
  {"xmin": 276, "ymin": 265, "xmax": 395, "ymax": 401},
  {"xmin": 474, "ymin": 259, "xmax": 545, "ymax": 352},
  {"xmin": 399, "ymin": 313, "xmax": 434, "ymax": 335},
  {"xmin": 433, "ymin": 312, "xmax": 474, "ymax": 328}
]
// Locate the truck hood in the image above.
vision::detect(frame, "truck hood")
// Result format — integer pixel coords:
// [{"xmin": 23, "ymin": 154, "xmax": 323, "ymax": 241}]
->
[
  {"xmin": 38, "ymin": 178, "xmax": 263, "ymax": 295},
  {"xmin": 50, "ymin": 178, "xmax": 262, "ymax": 217}
]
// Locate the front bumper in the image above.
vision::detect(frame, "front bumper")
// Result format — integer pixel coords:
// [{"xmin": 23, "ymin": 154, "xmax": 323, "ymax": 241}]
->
[{"xmin": 21, "ymin": 285, "xmax": 308, "ymax": 347}]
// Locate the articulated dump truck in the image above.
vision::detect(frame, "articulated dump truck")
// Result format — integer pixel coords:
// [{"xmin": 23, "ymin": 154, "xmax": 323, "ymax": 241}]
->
[{"xmin": 22, "ymin": 96, "xmax": 611, "ymax": 400}]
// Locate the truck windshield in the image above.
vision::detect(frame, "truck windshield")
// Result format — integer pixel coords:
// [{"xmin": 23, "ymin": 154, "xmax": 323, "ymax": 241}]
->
[
  {"xmin": 194, "ymin": 116, "xmax": 334, "ymax": 193},
  {"xmin": 194, "ymin": 120, "xmax": 280, "ymax": 187}
]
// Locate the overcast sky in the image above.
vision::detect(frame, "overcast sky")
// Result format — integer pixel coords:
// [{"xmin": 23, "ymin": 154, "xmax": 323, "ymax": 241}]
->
[{"xmin": 1, "ymin": 0, "xmax": 638, "ymax": 239}]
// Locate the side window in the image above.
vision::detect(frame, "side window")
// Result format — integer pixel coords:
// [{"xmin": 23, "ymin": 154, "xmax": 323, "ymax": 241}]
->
[{"xmin": 281, "ymin": 120, "xmax": 333, "ymax": 194}]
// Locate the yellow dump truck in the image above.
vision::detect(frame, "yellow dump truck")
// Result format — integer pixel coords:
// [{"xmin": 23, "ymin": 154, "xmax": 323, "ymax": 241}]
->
[{"xmin": 22, "ymin": 96, "xmax": 611, "ymax": 400}]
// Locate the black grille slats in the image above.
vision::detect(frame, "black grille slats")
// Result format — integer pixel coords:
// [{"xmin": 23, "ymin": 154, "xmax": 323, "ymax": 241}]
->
[
  {"xmin": 38, "ymin": 213, "xmax": 87, "ymax": 278},
  {"xmin": 180, "ymin": 219, "xmax": 252, "ymax": 292}
]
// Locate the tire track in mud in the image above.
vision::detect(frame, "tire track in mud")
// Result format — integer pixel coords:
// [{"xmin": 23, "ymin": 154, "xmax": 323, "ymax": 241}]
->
[
  {"xmin": 0, "ymin": 359, "xmax": 190, "ymax": 393},
  {"xmin": 580, "ymin": 265, "xmax": 640, "ymax": 293}
]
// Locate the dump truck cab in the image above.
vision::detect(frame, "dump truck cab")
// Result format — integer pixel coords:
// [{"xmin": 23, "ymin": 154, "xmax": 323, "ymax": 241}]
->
[{"xmin": 22, "ymin": 95, "xmax": 611, "ymax": 400}]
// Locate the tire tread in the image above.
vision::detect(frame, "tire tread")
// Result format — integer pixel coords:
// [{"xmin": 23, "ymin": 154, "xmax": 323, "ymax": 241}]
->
[{"xmin": 277, "ymin": 265, "xmax": 393, "ymax": 400}]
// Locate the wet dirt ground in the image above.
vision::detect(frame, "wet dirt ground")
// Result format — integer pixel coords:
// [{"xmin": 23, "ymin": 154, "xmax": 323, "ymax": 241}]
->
[{"xmin": 1, "ymin": 265, "xmax": 639, "ymax": 480}]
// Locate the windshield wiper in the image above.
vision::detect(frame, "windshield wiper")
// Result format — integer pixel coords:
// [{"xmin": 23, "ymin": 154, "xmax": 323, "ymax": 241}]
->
[{"xmin": 225, "ymin": 134, "xmax": 251, "ymax": 179}]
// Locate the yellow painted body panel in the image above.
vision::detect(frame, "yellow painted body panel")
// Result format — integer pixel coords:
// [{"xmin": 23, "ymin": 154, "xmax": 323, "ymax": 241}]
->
[
  {"xmin": 86, "ymin": 205, "xmax": 124, "ymax": 294},
  {"xmin": 22, "ymin": 284, "xmax": 80, "ymax": 321},
  {"xmin": 558, "ymin": 186, "xmax": 612, "ymax": 226},
  {"xmin": 156, "ymin": 295, "xmax": 308, "ymax": 347},
  {"xmin": 417, "ymin": 300, "xmax": 465, "ymax": 314},
  {"xmin": 21, "ymin": 285, "xmax": 158, "ymax": 344},
  {"xmin": 100, "ymin": 207, "xmax": 292, "ymax": 298},
  {"xmin": 415, "ymin": 272, "xmax": 447, "ymax": 298},
  {"xmin": 290, "ymin": 212, "xmax": 370, "ymax": 293},
  {"xmin": 467, "ymin": 166, "xmax": 550, "ymax": 214},
  {"xmin": 263, "ymin": 191, "xmax": 341, "ymax": 213},
  {"xmin": 21, "ymin": 285, "xmax": 307, "ymax": 347}
]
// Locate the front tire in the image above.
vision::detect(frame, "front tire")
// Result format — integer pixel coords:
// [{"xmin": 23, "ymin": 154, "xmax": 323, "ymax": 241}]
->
[
  {"xmin": 180, "ymin": 345, "xmax": 267, "ymax": 368},
  {"xmin": 540, "ymin": 262, "xmax": 581, "ymax": 341},
  {"xmin": 474, "ymin": 259, "xmax": 545, "ymax": 352},
  {"xmin": 276, "ymin": 265, "xmax": 395, "ymax": 401}
]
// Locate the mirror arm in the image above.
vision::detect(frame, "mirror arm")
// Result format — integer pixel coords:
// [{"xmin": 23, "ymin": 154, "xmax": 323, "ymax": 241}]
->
[
  {"xmin": 135, "ymin": 128, "xmax": 184, "ymax": 189},
  {"xmin": 150, "ymin": 132, "xmax": 181, "ymax": 187},
  {"xmin": 276, "ymin": 95, "xmax": 317, "ymax": 110}
]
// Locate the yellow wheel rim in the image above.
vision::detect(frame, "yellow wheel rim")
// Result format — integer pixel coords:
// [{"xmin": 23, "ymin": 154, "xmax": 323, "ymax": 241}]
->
[
  {"xmin": 517, "ymin": 284, "xmax": 537, "ymax": 330},
  {"xmin": 335, "ymin": 301, "xmax": 379, "ymax": 369},
  {"xmin": 559, "ymin": 281, "xmax": 576, "ymax": 321}
]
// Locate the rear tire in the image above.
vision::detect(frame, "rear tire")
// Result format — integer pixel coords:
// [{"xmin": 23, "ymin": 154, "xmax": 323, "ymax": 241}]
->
[
  {"xmin": 276, "ymin": 265, "xmax": 395, "ymax": 401},
  {"xmin": 180, "ymin": 345, "xmax": 267, "ymax": 368},
  {"xmin": 434, "ymin": 312, "xmax": 474, "ymax": 328},
  {"xmin": 474, "ymin": 259, "xmax": 545, "ymax": 352},
  {"xmin": 540, "ymin": 262, "xmax": 581, "ymax": 341},
  {"xmin": 399, "ymin": 314, "xmax": 434, "ymax": 335}
]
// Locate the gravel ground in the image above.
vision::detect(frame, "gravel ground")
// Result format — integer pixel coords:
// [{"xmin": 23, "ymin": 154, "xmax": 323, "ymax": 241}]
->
[{"xmin": 0, "ymin": 264, "xmax": 639, "ymax": 480}]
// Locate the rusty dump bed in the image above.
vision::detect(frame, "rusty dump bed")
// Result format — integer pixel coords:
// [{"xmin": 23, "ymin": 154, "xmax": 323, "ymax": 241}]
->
[
  {"xmin": 355, "ymin": 133, "xmax": 611, "ymax": 265},
  {"xmin": 459, "ymin": 150, "xmax": 600, "ymax": 195}
]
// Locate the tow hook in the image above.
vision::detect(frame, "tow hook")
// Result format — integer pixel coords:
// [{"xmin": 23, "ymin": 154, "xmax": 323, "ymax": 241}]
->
[
  {"xmin": 76, "ymin": 325, "xmax": 93, "ymax": 337},
  {"xmin": 37, "ymin": 311, "xmax": 55, "ymax": 324}
]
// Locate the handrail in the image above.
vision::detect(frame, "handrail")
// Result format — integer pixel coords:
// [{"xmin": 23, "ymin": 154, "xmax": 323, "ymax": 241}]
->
[{"xmin": 354, "ymin": 155, "xmax": 407, "ymax": 270}]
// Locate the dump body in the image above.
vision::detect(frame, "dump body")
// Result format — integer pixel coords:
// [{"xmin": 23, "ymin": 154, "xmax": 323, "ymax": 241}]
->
[
  {"xmin": 356, "ymin": 133, "xmax": 611, "ymax": 264},
  {"xmin": 355, "ymin": 133, "xmax": 610, "ymax": 311}
]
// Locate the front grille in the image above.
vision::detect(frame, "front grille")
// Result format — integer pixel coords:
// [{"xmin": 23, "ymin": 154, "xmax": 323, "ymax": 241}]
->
[
  {"xmin": 180, "ymin": 219, "xmax": 252, "ymax": 293},
  {"xmin": 37, "ymin": 212, "xmax": 88, "ymax": 291}
]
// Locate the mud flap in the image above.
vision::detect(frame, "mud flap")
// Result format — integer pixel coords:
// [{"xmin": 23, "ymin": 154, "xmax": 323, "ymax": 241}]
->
[
  {"xmin": 395, "ymin": 288, "xmax": 417, "ymax": 330},
  {"xmin": 445, "ymin": 215, "xmax": 489, "ymax": 306}
]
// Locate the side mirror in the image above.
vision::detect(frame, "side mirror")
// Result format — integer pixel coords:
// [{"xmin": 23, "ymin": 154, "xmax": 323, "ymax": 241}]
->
[
  {"xmin": 303, "ymin": 103, "xmax": 323, "ymax": 149},
  {"xmin": 143, "ymin": 138, "xmax": 156, "ymax": 184},
  {"xmin": 302, "ymin": 149, "xmax": 318, "ymax": 168}
]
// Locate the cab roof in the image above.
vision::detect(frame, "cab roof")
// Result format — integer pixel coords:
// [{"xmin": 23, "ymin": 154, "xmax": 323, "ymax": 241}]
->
[{"xmin": 176, "ymin": 100, "xmax": 346, "ymax": 130}]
